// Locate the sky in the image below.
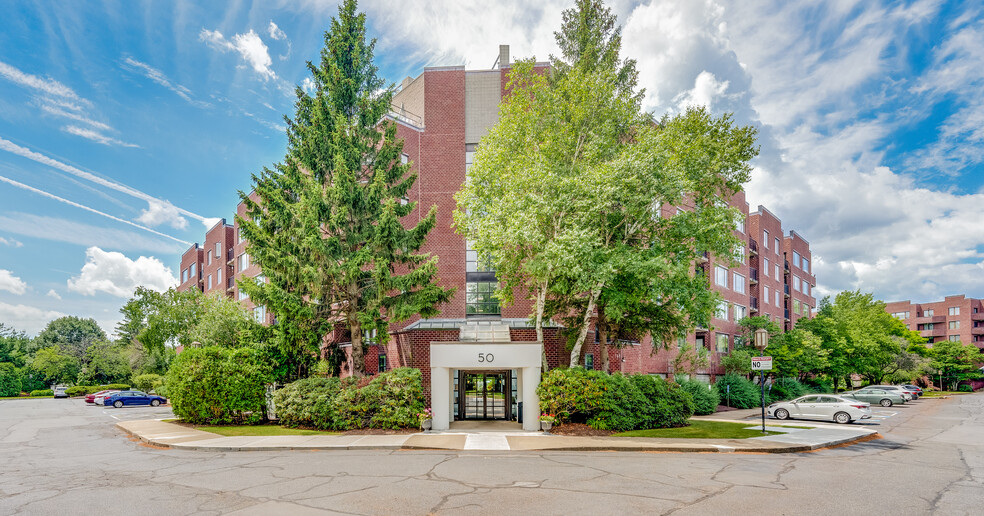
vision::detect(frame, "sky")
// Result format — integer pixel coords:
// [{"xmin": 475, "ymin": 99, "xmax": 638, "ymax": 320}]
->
[{"xmin": 1, "ymin": 0, "xmax": 983, "ymax": 336}]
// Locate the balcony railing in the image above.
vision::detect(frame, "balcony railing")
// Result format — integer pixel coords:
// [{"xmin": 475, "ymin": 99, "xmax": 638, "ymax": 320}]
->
[
  {"xmin": 698, "ymin": 251, "xmax": 709, "ymax": 263},
  {"xmin": 972, "ymin": 326, "xmax": 984, "ymax": 335},
  {"xmin": 972, "ymin": 312, "xmax": 984, "ymax": 321},
  {"xmin": 749, "ymin": 268, "xmax": 759, "ymax": 284},
  {"xmin": 784, "ymin": 309, "xmax": 790, "ymax": 320},
  {"xmin": 784, "ymin": 284, "xmax": 790, "ymax": 296},
  {"xmin": 913, "ymin": 315, "xmax": 945, "ymax": 324},
  {"xmin": 750, "ymin": 297, "xmax": 759, "ymax": 311},
  {"xmin": 784, "ymin": 259, "xmax": 790, "ymax": 272},
  {"xmin": 749, "ymin": 239, "xmax": 759, "ymax": 256},
  {"xmin": 920, "ymin": 327, "xmax": 946, "ymax": 337}
]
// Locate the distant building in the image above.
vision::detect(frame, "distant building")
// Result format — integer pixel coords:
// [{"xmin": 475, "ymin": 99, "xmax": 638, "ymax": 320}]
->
[
  {"xmin": 176, "ymin": 45, "xmax": 816, "ymax": 429},
  {"xmin": 885, "ymin": 295, "xmax": 984, "ymax": 349}
]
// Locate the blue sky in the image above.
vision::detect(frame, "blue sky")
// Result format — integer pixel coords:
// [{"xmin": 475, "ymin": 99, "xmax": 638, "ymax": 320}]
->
[{"xmin": 1, "ymin": 0, "xmax": 983, "ymax": 335}]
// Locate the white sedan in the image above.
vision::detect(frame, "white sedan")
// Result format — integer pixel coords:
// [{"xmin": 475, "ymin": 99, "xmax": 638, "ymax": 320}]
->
[{"xmin": 768, "ymin": 395, "xmax": 872, "ymax": 424}]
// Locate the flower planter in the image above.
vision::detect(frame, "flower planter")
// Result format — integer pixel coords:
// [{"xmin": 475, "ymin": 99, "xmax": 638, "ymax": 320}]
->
[
  {"xmin": 421, "ymin": 419, "xmax": 432, "ymax": 431},
  {"xmin": 540, "ymin": 421, "xmax": 552, "ymax": 432}
]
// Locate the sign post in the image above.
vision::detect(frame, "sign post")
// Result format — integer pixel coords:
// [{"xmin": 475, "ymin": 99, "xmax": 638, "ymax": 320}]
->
[{"xmin": 751, "ymin": 356, "xmax": 772, "ymax": 433}]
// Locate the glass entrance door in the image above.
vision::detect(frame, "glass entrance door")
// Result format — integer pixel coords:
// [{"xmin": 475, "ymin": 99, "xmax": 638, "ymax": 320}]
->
[{"xmin": 458, "ymin": 371, "xmax": 510, "ymax": 420}]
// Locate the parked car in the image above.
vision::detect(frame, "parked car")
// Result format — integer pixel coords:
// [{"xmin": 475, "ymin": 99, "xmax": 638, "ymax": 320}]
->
[
  {"xmin": 86, "ymin": 390, "xmax": 113, "ymax": 404},
  {"xmin": 841, "ymin": 388, "xmax": 907, "ymax": 407},
  {"xmin": 902, "ymin": 385, "xmax": 924, "ymax": 398},
  {"xmin": 53, "ymin": 386, "xmax": 68, "ymax": 399},
  {"xmin": 768, "ymin": 395, "xmax": 871, "ymax": 424},
  {"xmin": 867, "ymin": 385, "xmax": 915, "ymax": 401},
  {"xmin": 94, "ymin": 390, "xmax": 121, "ymax": 405},
  {"xmin": 104, "ymin": 390, "xmax": 167, "ymax": 408}
]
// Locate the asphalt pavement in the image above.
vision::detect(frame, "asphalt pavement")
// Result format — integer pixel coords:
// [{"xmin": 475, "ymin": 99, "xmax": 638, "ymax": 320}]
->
[{"xmin": 1, "ymin": 393, "xmax": 981, "ymax": 515}]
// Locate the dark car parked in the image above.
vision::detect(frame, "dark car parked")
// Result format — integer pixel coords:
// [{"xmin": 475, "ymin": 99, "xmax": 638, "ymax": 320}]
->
[{"xmin": 104, "ymin": 390, "xmax": 167, "ymax": 408}]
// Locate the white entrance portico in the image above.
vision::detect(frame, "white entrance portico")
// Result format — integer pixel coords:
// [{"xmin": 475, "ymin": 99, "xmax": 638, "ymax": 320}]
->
[{"xmin": 430, "ymin": 340, "xmax": 542, "ymax": 431}]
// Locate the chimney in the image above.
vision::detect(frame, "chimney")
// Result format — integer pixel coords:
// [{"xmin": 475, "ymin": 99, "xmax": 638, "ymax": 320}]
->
[{"xmin": 499, "ymin": 44, "xmax": 510, "ymax": 68}]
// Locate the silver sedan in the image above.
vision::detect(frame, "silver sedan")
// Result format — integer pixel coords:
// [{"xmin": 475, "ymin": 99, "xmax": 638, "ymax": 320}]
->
[{"xmin": 768, "ymin": 395, "xmax": 872, "ymax": 424}]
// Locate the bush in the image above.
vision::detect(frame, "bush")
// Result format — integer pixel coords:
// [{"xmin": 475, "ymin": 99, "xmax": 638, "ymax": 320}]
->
[
  {"xmin": 957, "ymin": 384, "xmax": 974, "ymax": 392},
  {"xmin": 537, "ymin": 367, "xmax": 607, "ymax": 425},
  {"xmin": 801, "ymin": 378, "xmax": 834, "ymax": 394},
  {"xmin": 64, "ymin": 384, "xmax": 131, "ymax": 397},
  {"xmin": 677, "ymin": 377, "xmax": 720, "ymax": 415},
  {"xmin": 769, "ymin": 378, "xmax": 807, "ymax": 402},
  {"xmin": 133, "ymin": 374, "xmax": 164, "ymax": 393},
  {"xmin": 165, "ymin": 347, "xmax": 273, "ymax": 425},
  {"xmin": 335, "ymin": 368, "xmax": 425, "ymax": 429},
  {"xmin": 629, "ymin": 375, "xmax": 694, "ymax": 428},
  {"xmin": 274, "ymin": 377, "xmax": 343, "ymax": 430},
  {"xmin": 31, "ymin": 389, "xmax": 54, "ymax": 397},
  {"xmin": 65, "ymin": 386, "xmax": 90, "ymax": 397},
  {"xmin": 587, "ymin": 373, "xmax": 648, "ymax": 431},
  {"xmin": 0, "ymin": 363, "xmax": 22, "ymax": 397},
  {"xmin": 715, "ymin": 373, "xmax": 760, "ymax": 409}
]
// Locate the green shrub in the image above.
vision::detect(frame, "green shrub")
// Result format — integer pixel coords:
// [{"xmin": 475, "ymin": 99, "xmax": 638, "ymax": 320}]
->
[
  {"xmin": 133, "ymin": 374, "xmax": 164, "ymax": 393},
  {"xmin": 676, "ymin": 377, "xmax": 720, "ymax": 415},
  {"xmin": 537, "ymin": 367, "xmax": 606, "ymax": 425},
  {"xmin": 801, "ymin": 378, "xmax": 834, "ymax": 394},
  {"xmin": 715, "ymin": 373, "xmax": 760, "ymax": 409},
  {"xmin": 957, "ymin": 384, "xmax": 974, "ymax": 392},
  {"xmin": 31, "ymin": 389, "xmax": 54, "ymax": 397},
  {"xmin": 335, "ymin": 368, "xmax": 425, "ymax": 429},
  {"xmin": 587, "ymin": 373, "xmax": 648, "ymax": 431},
  {"xmin": 629, "ymin": 375, "xmax": 694, "ymax": 428},
  {"xmin": 275, "ymin": 377, "xmax": 343, "ymax": 430},
  {"xmin": 769, "ymin": 378, "xmax": 807, "ymax": 401},
  {"xmin": 165, "ymin": 346, "xmax": 273, "ymax": 425},
  {"xmin": 0, "ymin": 363, "xmax": 22, "ymax": 397},
  {"xmin": 65, "ymin": 386, "xmax": 90, "ymax": 397}
]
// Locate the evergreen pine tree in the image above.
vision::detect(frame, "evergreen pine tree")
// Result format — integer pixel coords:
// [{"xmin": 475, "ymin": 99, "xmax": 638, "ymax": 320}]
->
[{"xmin": 239, "ymin": 0, "xmax": 453, "ymax": 378}]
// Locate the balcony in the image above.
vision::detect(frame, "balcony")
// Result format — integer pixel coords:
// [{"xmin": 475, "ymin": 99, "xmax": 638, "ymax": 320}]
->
[
  {"xmin": 972, "ymin": 312, "xmax": 984, "ymax": 321},
  {"xmin": 913, "ymin": 315, "xmax": 945, "ymax": 324},
  {"xmin": 972, "ymin": 326, "xmax": 984, "ymax": 336},
  {"xmin": 920, "ymin": 327, "xmax": 946, "ymax": 338},
  {"xmin": 749, "ymin": 239, "xmax": 759, "ymax": 256},
  {"xmin": 698, "ymin": 251, "xmax": 709, "ymax": 263},
  {"xmin": 784, "ymin": 260, "xmax": 790, "ymax": 272},
  {"xmin": 749, "ymin": 268, "xmax": 759, "ymax": 284},
  {"xmin": 784, "ymin": 284, "xmax": 790, "ymax": 297},
  {"xmin": 784, "ymin": 309, "xmax": 790, "ymax": 320},
  {"xmin": 750, "ymin": 297, "xmax": 759, "ymax": 312},
  {"xmin": 226, "ymin": 278, "xmax": 235, "ymax": 292}
]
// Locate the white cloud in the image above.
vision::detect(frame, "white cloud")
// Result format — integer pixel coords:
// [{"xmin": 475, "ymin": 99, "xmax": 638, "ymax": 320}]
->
[
  {"xmin": 63, "ymin": 125, "xmax": 140, "ymax": 148},
  {"xmin": 0, "ymin": 302, "xmax": 66, "ymax": 336},
  {"xmin": 0, "ymin": 213, "xmax": 186, "ymax": 254},
  {"xmin": 46, "ymin": 289, "xmax": 61, "ymax": 300},
  {"xmin": 0, "ymin": 175, "xmax": 189, "ymax": 246},
  {"xmin": 202, "ymin": 217, "xmax": 223, "ymax": 229},
  {"xmin": 674, "ymin": 70, "xmax": 730, "ymax": 111},
  {"xmin": 137, "ymin": 199, "xmax": 189, "ymax": 230},
  {"xmin": 0, "ymin": 60, "xmax": 87, "ymax": 103},
  {"xmin": 39, "ymin": 102, "xmax": 113, "ymax": 131},
  {"xmin": 0, "ymin": 270, "xmax": 28, "ymax": 295},
  {"xmin": 0, "ymin": 236, "xmax": 23, "ymax": 247},
  {"xmin": 122, "ymin": 56, "xmax": 209, "ymax": 107},
  {"xmin": 301, "ymin": 77, "xmax": 316, "ymax": 94},
  {"xmin": 0, "ymin": 137, "xmax": 212, "ymax": 228},
  {"xmin": 200, "ymin": 28, "xmax": 278, "ymax": 81},
  {"xmin": 67, "ymin": 246, "xmax": 178, "ymax": 298},
  {"xmin": 268, "ymin": 21, "xmax": 292, "ymax": 60}
]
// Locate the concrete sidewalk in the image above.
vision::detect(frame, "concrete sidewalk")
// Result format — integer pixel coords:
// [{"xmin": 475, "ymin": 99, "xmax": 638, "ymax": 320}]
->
[{"xmin": 117, "ymin": 417, "xmax": 878, "ymax": 454}]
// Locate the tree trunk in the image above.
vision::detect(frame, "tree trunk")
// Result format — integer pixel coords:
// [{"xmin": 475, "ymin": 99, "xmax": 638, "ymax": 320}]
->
[
  {"xmin": 349, "ymin": 314, "xmax": 365, "ymax": 378},
  {"xmin": 568, "ymin": 282, "xmax": 603, "ymax": 368},
  {"xmin": 535, "ymin": 280, "xmax": 549, "ymax": 371},
  {"xmin": 598, "ymin": 308, "xmax": 609, "ymax": 373}
]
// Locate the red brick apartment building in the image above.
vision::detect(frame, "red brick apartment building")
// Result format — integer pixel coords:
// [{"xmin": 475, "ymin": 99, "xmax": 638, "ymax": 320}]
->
[
  {"xmin": 177, "ymin": 46, "xmax": 816, "ymax": 430},
  {"xmin": 885, "ymin": 295, "xmax": 984, "ymax": 349}
]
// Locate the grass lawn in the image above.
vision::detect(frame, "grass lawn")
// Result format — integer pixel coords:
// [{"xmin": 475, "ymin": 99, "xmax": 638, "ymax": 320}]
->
[
  {"xmin": 193, "ymin": 425, "xmax": 340, "ymax": 437},
  {"xmin": 921, "ymin": 391, "xmax": 971, "ymax": 398},
  {"xmin": 614, "ymin": 420, "xmax": 783, "ymax": 439},
  {"xmin": 0, "ymin": 395, "xmax": 54, "ymax": 400}
]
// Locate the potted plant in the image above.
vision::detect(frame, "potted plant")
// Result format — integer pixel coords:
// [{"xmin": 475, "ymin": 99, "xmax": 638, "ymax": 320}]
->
[
  {"xmin": 418, "ymin": 408, "xmax": 433, "ymax": 431},
  {"xmin": 539, "ymin": 413, "xmax": 556, "ymax": 432}
]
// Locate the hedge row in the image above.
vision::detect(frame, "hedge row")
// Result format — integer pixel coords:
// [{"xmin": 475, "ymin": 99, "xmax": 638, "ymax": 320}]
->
[
  {"xmin": 165, "ymin": 346, "xmax": 272, "ymax": 425},
  {"xmin": 64, "ymin": 384, "xmax": 131, "ymax": 397},
  {"xmin": 274, "ymin": 368, "xmax": 425, "ymax": 430},
  {"xmin": 31, "ymin": 389, "xmax": 54, "ymax": 397},
  {"xmin": 536, "ymin": 368, "xmax": 694, "ymax": 431}
]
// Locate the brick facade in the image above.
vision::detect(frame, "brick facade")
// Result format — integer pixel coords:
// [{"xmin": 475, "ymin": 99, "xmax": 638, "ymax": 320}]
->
[{"xmin": 885, "ymin": 295, "xmax": 984, "ymax": 349}]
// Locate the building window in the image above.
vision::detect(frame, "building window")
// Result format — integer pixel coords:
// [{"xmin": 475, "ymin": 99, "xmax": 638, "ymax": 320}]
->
[
  {"xmin": 763, "ymin": 230, "xmax": 769, "ymax": 249},
  {"xmin": 182, "ymin": 268, "xmax": 188, "ymax": 283},
  {"xmin": 734, "ymin": 304, "xmax": 747, "ymax": 321},
  {"xmin": 734, "ymin": 335, "xmax": 745, "ymax": 348},
  {"xmin": 238, "ymin": 289, "xmax": 248, "ymax": 301},
  {"xmin": 695, "ymin": 336, "xmax": 705, "ymax": 351},
  {"xmin": 763, "ymin": 258, "xmax": 770, "ymax": 278},
  {"xmin": 363, "ymin": 329, "xmax": 377, "ymax": 345},
  {"xmin": 217, "ymin": 268, "xmax": 222, "ymax": 284},
  {"xmin": 401, "ymin": 153, "xmax": 409, "ymax": 164},
  {"xmin": 715, "ymin": 334, "xmax": 729, "ymax": 353},
  {"xmin": 677, "ymin": 337, "xmax": 687, "ymax": 349},
  {"xmin": 466, "ymin": 241, "xmax": 494, "ymax": 273},
  {"xmin": 949, "ymin": 321, "xmax": 960, "ymax": 329},
  {"xmin": 207, "ymin": 275, "xmax": 213, "ymax": 289},
  {"xmin": 802, "ymin": 258, "xmax": 809, "ymax": 273},
  {"xmin": 924, "ymin": 309, "xmax": 934, "ymax": 317},
  {"xmin": 207, "ymin": 253, "xmax": 212, "ymax": 266},
  {"xmin": 190, "ymin": 263, "xmax": 196, "ymax": 278},
  {"xmin": 775, "ymin": 290, "xmax": 780, "ymax": 306},
  {"xmin": 764, "ymin": 286, "xmax": 770, "ymax": 305},
  {"xmin": 254, "ymin": 305, "xmax": 266, "ymax": 323},
  {"xmin": 738, "ymin": 217, "xmax": 746, "ymax": 234},
  {"xmin": 774, "ymin": 264, "xmax": 780, "ymax": 279},
  {"xmin": 378, "ymin": 353, "xmax": 388, "ymax": 372},
  {"xmin": 949, "ymin": 307, "xmax": 960, "ymax": 316},
  {"xmin": 466, "ymin": 281, "xmax": 500, "ymax": 315},
  {"xmin": 925, "ymin": 323, "xmax": 934, "ymax": 330},
  {"xmin": 733, "ymin": 272, "xmax": 745, "ymax": 294},
  {"xmin": 736, "ymin": 245, "xmax": 745, "ymax": 264},
  {"xmin": 215, "ymin": 242, "xmax": 221, "ymax": 258},
  {"xmin": 793, "ymin": 299, "xmax": 800, "ymax": 315},
  {"xmin": 793, "ymin": 276, "xmax": 801, "ymax": 292},
  {"xmin": 793, "ymin": 251, "xmax": 801, "ymax": 269},
  {"xmin": 585, "ymin": 353, "xmax": 594, "ymax": 370},
  {"xmin": 949, "ymin": 335, "xmax": 960, "ymax": 342},
  {"xmin": 775, "ymin": 238, "xmax": 780, "ymax": 253},
  {"xmin": 715, "ymin": 266, "xmax": 728, "ymax": 287},
  {"xmin": 238, "ymin": 253, "xmax": 249, "ymax": 272},
  {"xmin": 237, "ymin": 227, "xmax": 245, "ymax": 244},
  {"xmin": 803, "ymin": 283, "xmax": 809, "ymax": 297},
  {"xmin": 716, "ymin": 301, "xmax": 729, "ymax": 321}
]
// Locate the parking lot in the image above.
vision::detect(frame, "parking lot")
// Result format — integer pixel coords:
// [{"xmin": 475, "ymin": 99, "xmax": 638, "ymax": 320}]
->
[{"xmin": 1, "ymin": 393, "xmax": 981, "ymax": 515}]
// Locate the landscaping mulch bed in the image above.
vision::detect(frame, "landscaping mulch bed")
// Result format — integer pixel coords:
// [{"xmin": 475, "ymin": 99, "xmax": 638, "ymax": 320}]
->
[
  {"xmin": 342, "ymin": 428, "xmax": 420, "ymax": 435},
  {"xmin": 548, "ymin": 423, "xmax": 614, "ymax": 437}
]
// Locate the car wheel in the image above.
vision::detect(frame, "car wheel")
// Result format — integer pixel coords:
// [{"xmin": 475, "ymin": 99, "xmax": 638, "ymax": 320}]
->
[
  {"xmin": 150, "ymin": 399, "xmax": 161, "ymax": 407},
  {"xmin": 834, "ymin": 411, "xmax": 851, "ymax": 424},
  {"xmin": 880, "ymin": 399, "xmax": 893, "ymax": 407},
  {"xmin": 775, "ymin": 408, "xmax": 790, "ymax": 420},
  {"xmin": 113, "ymin": 400, "xmax": 123, "ymax": 408}
]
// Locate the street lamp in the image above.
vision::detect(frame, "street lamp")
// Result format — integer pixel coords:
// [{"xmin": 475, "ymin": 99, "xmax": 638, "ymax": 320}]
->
[{"xmin": 753, "ymin": 328, "xmax": 769, "ymax": 433}]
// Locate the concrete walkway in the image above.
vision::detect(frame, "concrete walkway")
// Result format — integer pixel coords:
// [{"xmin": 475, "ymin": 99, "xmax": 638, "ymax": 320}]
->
[{"xmin": 117, "ymin": 416, "xmax": 878, "ymax": 453}]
